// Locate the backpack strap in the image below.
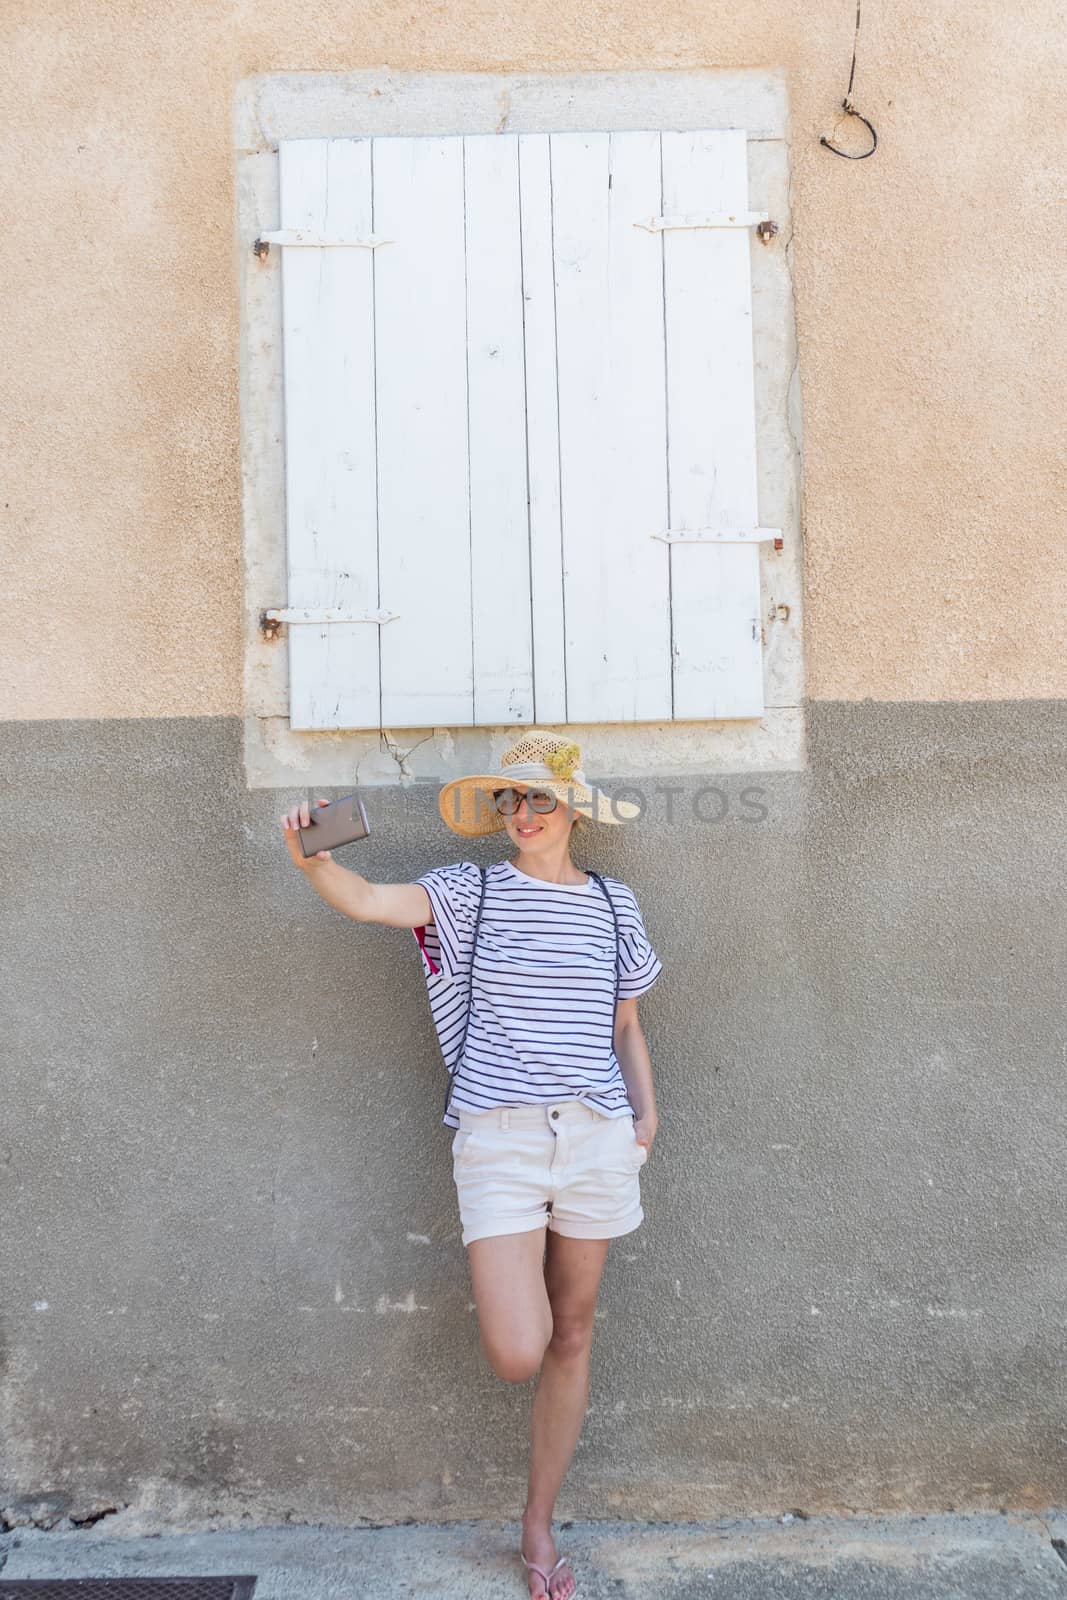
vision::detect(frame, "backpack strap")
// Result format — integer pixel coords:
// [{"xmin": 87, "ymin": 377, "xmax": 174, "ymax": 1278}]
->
[
  {"xmin": 443, "ymin": 864, "xmax": 488, "ymax": 1119},
  {"xmin": 586, "ymin": 871, "xmax": 621, "ymax": 1016}
]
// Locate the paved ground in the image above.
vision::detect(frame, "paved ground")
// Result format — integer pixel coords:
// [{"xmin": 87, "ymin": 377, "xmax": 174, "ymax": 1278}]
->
[{"xmin": 2, "ymin": 1512, "xmax": 1066, "ymax": 1597}]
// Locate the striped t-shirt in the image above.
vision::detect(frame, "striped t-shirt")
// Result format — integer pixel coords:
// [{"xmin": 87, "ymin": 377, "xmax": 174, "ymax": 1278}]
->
[{"xmin": 411, "ymin": 858, "xmax": 663, "ymax": 1129}]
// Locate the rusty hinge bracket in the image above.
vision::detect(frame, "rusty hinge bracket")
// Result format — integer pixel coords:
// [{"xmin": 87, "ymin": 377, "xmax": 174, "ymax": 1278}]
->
[
  {"xmin": 634, "ymin": 210, "xmax": 771, "ymax": 233},
  {"xmin": 253, "ymin": 229, "xmax": 394, "ymax": 259},
  {"xmin": 651, "ymin": 528, "xmax": 784, "ymax": 550},
  {"xmin": 260, "ymin": 606, "xmax": 400, "ymax": 640}
]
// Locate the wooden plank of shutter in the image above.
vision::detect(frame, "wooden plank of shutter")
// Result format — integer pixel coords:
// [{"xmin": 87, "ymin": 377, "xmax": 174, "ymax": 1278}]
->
[
  {"xmin": 551, "ymin": 132, "xmax": 673, "ymax": 724},
  {"xmin": 518, "ymin": 134, "xmax": 567, "ymax": 725},
  {"xmin": 662, "ymin": 129, "xmax": 765, "ymax": 719},
  {"xmin": 464, "ymin": 135, "xmax": 534, "ymax": 724},
  {"xmin": 374, "ymin": 136, "xmax": 473, "ymax": 727},
  {"xmin": 279, "ymin": 139, "xmax": 380, "ymax": 731}
]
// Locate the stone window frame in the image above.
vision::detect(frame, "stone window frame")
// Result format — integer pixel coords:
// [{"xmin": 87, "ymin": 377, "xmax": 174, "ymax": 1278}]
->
[{"xmin": 235, "ymin": 69, "xmax": 804, "ymax": 790}]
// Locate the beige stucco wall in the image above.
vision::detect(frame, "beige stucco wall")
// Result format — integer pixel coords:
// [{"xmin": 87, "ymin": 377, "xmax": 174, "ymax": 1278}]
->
[{"xmin": 2, "ymin": 0, "xmax": 1063, "ymax": 721}]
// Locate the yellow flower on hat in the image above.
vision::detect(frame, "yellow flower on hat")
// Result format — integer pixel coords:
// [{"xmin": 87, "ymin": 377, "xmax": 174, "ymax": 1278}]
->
[{"xmin": 545, "ymin": 741, "xmax": 582, "ymax": 782}]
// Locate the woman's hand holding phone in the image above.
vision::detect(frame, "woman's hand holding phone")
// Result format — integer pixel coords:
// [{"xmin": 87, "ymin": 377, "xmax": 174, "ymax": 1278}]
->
[
  {"xmin": 281, "ymin": 797, "xmax": 333, "ymax": 869},
  {"xmin": 280, "ymin": 794, "xmax": 378, "ymax": 922}
]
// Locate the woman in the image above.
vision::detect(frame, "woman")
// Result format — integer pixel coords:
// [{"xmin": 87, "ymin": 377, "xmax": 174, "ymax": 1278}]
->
[{"xmin": 281, "ymin": 730, "xmax": 662, "ymax": 1600}]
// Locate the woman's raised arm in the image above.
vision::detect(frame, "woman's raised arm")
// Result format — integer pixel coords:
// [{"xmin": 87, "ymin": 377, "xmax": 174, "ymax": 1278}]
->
[{"xmin": 281, "ymin": 796, "xmax": 432, "ymax": 927}]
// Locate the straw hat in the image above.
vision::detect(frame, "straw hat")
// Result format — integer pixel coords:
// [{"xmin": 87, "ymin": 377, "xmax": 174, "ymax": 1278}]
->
[{"xmin": 437, "ymin": 729, "xmax": 641, "ymax": 837}]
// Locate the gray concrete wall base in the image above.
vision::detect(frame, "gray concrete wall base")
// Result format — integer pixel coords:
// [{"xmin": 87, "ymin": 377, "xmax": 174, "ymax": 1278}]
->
[{"xmin": 1, "ymin": 701, "xmax": 1064, "ymax": 1523}]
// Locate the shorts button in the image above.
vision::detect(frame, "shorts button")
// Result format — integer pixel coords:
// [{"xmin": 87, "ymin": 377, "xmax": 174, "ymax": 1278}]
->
[{"xmin": 550, "ymin": 1109, "xmax": 560, "ymax": 1119}]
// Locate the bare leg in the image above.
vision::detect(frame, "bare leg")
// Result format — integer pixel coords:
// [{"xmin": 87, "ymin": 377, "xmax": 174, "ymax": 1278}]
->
[{"xmin": 521, "ymin": 1232, "xmax": 611, "ymax": 1600}]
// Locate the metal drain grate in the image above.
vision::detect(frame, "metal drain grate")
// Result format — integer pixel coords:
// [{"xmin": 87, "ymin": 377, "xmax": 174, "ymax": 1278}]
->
[{"xmin": 0, "ymin": 1582, "xmax": 256, "ymax": 1599}]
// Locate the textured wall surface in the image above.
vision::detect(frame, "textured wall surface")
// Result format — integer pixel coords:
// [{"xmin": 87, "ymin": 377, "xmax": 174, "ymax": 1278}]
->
[
  {"xmin": 1, "ymin": 0, "xmax": 1064, "ymax": 1532},
  {"xmin": 1, "ymin": 703, "xmax": 1064, "ymax": 1525}
]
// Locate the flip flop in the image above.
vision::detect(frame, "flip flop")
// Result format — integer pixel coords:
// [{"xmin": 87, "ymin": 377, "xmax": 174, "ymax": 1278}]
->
[{"xmin": 520, "ymin": 1548, "xmax": 578, "ymax": 1599}]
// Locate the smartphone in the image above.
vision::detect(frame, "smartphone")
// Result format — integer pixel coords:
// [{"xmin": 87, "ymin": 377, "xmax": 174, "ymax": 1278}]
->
[{"xmin": 297, "ymin": 793, "xmax": 371, "ymax": 858}]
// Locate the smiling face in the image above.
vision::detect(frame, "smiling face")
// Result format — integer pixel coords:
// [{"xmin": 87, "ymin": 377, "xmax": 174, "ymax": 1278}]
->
[{"xmin": 494, "ymin": 785, "xmax": 583, "ymax": 858}]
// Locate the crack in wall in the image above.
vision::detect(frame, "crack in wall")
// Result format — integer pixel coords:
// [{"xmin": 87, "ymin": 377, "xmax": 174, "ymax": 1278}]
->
[{"xmin": 1, "ymin": 1501, "xmax": 130, "ymax": 1533}]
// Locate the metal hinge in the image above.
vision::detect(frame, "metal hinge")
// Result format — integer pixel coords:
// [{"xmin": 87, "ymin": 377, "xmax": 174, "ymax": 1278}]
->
[
  {"xmin": 651, "ymin": 528, "xmax": 784, "ymax": 550},
  {"xmin": 260, "ymin": 606, "xmax": 400, "ymax": 640},
  {"xmin": 634, "ymin": 210, "xmax": 770, "ymax": 233},
  {"xmin": 253, "ymin": 229, "xmax": 393, "ymax": 258}
]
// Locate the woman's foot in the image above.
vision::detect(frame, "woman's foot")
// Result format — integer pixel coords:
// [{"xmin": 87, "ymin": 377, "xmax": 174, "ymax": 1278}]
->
[{"xmin": 521, "ymin": 1510, "xmax": 577, "ymax": 1600}]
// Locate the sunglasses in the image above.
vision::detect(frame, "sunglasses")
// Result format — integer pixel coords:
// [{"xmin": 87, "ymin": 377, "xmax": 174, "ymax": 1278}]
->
[{"xmin": 492, "ymin": 787, "xmax": 560, "ymax": 817}]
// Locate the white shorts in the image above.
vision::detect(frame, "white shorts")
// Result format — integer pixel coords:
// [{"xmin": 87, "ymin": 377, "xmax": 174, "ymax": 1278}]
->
[{"xmin": 450, "ymin": 1097, "xmax": 647, "ymax": 1246}]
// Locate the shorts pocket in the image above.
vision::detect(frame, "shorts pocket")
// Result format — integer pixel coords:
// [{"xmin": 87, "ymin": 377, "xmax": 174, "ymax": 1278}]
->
[
  {"xmin": 451, "ymin": 1128, "xmax": 478, "ymax": 1168},
  {"xmin": 627, "ymin": 1119, "xmax": 649, "ymax": 1165}
]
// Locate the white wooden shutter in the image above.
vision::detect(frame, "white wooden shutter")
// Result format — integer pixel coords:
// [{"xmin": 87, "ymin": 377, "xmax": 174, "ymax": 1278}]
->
[{"xmin": 274, "ymin": 128, "xmax": 769, "ymax": 731}]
